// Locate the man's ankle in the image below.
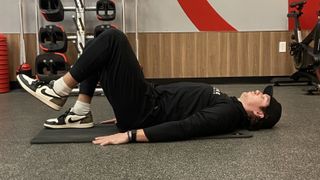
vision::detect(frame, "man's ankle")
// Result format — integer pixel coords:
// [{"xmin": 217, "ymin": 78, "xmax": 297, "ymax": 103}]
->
[{"xmin": 53, "ymin": 78, "xmax": 72, "ymax": 96}]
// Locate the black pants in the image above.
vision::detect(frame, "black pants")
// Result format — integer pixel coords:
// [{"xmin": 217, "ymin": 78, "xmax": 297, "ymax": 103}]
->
[{"xmin": 69, "ymin": 28, "xmax": 154, "ymax": 131}]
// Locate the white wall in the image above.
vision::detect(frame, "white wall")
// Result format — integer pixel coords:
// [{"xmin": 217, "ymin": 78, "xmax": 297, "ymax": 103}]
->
[
  {"xmin": 0, "ymin": 0, "xmax": 288, "ymax": 33},
  {"xmin": 0, "ymin": 0, "xmax": 124, "ymax": 33},
  {"xmin": 209, "ymin": 0, "xmax": 288, "ymax": 31},
  {"xmin": 0, "ymin": 0, "xmax": 28, "ymax": 33}
]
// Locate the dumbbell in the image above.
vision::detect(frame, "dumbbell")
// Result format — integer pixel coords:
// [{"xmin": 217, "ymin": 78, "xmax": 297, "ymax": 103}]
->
[
  {"xmin": 39, "ymin": 25, "xmax": 68, "ymax": 53},
  {"xmin": 96, "ymin": 0, "xmax": 116, "ymax": 21},
  {"xmin": 39, "ymin": 0, "xmax": 64, "ymax": 22},
  {"xmin": 35, "ymin": 53, "xmax": 69, "ymax": 83}
]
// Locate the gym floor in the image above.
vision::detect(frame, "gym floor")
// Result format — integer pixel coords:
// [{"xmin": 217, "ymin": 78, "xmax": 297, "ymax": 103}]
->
[{"xmin": 0, "ymin": 84, "xmax": 319, "ymax": 179}]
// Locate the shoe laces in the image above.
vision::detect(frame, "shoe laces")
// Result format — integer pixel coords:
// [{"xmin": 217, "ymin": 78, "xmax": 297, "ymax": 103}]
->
[
  {"xmin": 57, "ymin": 108, "xmax": 72, "ymax": 121},
  {"xmin": 31, "ymin": 80, "xmax": 47, "ymax": 88},
  {"xmin": 31, "ymin": 80, "xmax": 55, "ymax": 90}
]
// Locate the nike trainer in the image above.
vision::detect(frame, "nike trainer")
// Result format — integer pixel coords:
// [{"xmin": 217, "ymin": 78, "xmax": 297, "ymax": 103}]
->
[
  {"xmin": 16, "ymin": 74, "xmax": 67, "ymax": 110},
  {"xmin": 44, "ymin": 108, "xmax": 94, "ymax": 129}
]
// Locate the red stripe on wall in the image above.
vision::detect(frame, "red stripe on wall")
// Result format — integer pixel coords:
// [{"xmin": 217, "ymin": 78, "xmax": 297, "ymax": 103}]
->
[
  {"xmin": 288, "ymin": 0, "xmax": 319, "ymax": 30},
  {"xmin": 178, "ymin": 0, "xmax": 236, "ymax": 31}
]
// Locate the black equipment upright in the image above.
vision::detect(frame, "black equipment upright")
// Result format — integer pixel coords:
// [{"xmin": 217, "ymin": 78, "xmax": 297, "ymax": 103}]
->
[{"xmin": 273, "ymin": 0, "xmax": 320, "ymax": 94}]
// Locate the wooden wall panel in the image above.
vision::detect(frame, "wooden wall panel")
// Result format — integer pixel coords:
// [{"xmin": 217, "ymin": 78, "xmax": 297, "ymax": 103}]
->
[
  {"xmin": 133, "ymin": 32, "xmax": 296, "ymax": 78},
  {"xmin": 207, "ymin": 32, "xmax": 220, "ymax": 76},
  {"xmin": 184, "ymin": 33, "xmax": 197, "ymax": 77},
  {"xmin": 159, "ymin": 34, "xmax": 173, "ymax": 77},
  {"xmin": 171, "ymin": 33, "xmax": 184, "ymax": 77},
  {"xmin": 6, "ymin": 34, "xmax": 20, "ymax": 81},
  {"xmin": 133, "ymin": 31, "xmax": 295, "ymax": 78},
  {"xmin": 237, "ymin": 32, "xmax": 249, "ymax": 76},
  {"xmin": 5, "ymin": 31, "xmax": 298, "ymax": 81},
  {"xmin": 228, "ymin": 32, "xmax": 239, "ymax": 76},
  {"xmin": 259, "ymin": 32, "xmax": 272, "ymax": 75},
  {"xmin": 195, "ymin": 33, "xmax": 208, "ymax": 77},
  {"xmin": 6, "ymin": 34, "xmax": 37, "ymax": 82}
]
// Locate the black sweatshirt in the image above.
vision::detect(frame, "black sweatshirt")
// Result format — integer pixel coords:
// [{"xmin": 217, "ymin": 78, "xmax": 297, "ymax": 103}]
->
[{"xmin": 142, "ymin": 82, "xmax": 249, "ymax": 142}]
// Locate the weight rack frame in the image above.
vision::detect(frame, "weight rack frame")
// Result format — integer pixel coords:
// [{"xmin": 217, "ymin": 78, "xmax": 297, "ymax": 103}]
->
[{"xmin": 34, "ymin": 0, "xmax": 139, "ymax": 95}]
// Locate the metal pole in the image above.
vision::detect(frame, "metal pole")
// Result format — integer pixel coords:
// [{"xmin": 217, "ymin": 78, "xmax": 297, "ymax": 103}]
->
[
  {"xmin": 135, "ymin": 0, "xmax": 139, "ymax": 60},
  {"xmin": 84, "ymin": 6, "xmax": 96, "ymax": 11},
  {"xmin": 122, "ymin": 0, "xmax": 126, "ymax": 33},
  {"xmin": 19, "ymin": 0, "xmax": 26, "ymax": 64},
  {"xmin": 75, "ymin": 0, "xmax": 85, "ymax": 56},
  {"xmin": 64, "ymin": 7, "xmax": 77, "ymax": 11},
  {"xmin": 34, "ymin": 0, "xmax": 40, "ymax": 56}
]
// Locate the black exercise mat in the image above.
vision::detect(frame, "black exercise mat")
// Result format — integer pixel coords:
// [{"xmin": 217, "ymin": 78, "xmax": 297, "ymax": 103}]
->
[
  {"xmin": 31, "ymin": 124, "xmax": 119, "ymax": 144},
  {"xmin": 31, "ymin": 124, "xmax": 252, "ymax": 144},
  {"xmin": 199, "ymin": 130, "xmax": 253, "ymax": 139}
]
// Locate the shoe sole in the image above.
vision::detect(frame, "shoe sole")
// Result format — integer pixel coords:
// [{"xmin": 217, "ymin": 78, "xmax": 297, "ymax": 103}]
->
[
  {"xmin": 44, "ymin": 122, "xmax": 94, "ymax": 129},
  {"xmin": 17, "ymin": 75, "xmax": 62, "ymax": 111}
]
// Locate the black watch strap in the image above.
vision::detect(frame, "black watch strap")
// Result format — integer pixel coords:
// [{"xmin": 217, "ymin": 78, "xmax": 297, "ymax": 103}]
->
[
  {"xmin": 131, "ymin": 129, "xmax": 137, "ymax": 142},
  {"xmin": 127, "ymin": 130, "xmax": 137, "ymax": 143}
]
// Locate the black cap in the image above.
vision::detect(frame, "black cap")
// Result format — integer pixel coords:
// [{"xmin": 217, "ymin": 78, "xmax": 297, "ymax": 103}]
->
[{"xmin": 249, "ymin": 86, "xmax": 282, "ymax": 130}]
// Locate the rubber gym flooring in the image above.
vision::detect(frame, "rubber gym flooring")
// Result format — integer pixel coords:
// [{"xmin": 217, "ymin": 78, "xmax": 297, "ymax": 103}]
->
[{"xmin": 0, "ymin": 84, "xmax": 319, "ymax": 179}]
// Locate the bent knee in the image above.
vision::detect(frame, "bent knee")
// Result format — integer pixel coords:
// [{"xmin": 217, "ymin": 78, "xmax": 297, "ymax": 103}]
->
[{"xmin": 99, "ymin": 28, "xmax": 126, "ymax": 40}]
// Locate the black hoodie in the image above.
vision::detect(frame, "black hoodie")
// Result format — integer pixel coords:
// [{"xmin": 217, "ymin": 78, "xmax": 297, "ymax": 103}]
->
[{"xmin": 142, "ymin": 82, "xmax": 249, "ymax": 142}]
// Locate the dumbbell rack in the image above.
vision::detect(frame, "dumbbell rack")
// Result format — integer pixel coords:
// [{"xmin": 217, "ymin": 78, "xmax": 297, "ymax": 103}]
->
[
  {"xmin": 36, "ymin": 0, "xmax": 123, "ymax": 56},
  {"xmin": 35, "ymin": 0, "xmax": 139, "ymax": 57},
  {"xmin": 34, "ymin": 0, "xmax": 140, "ymax": 95},
  {"xmin": 66, "ymin": 0, "xmax": 94, "ymax": 56}
]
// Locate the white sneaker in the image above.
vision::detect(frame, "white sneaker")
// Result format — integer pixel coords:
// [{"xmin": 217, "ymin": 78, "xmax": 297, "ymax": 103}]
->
[
  {"xmin": 44, "ymin": 108, "xmax": 94, "ymax": 129},
  {"xmin": 17, "ymin": 74, "xmax": 67, "ymax": 110}
]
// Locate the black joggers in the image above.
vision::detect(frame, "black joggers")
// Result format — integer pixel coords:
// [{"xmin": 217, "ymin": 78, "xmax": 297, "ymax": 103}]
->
[{"xmin": 69, "ymin": 28, "xmax": 154, "ymax": 131}]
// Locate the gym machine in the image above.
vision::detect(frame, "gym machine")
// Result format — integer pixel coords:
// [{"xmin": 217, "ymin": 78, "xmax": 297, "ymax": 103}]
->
[{"xmin": 272, "ymin": 0, "xmax": 320, "ymax": 94}]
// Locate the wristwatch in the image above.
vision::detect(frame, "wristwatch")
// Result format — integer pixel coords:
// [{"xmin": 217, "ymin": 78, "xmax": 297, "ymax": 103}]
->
[{"xmin": 127, "ymin": 129, "xmax": 137, "ymax": 142}]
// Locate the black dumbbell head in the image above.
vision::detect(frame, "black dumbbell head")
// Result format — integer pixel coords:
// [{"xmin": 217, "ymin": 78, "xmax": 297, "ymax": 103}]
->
[
  {"xmin": 39, "ymin": 25, "xmax": 68, "ymax": 53},
  {"xmin": 39, "ymin": 0, "xmax": 64, "ymax": 22},
  {"xmin": 96, "ymin": 0, "xmax": 116, "ymax": 21}
]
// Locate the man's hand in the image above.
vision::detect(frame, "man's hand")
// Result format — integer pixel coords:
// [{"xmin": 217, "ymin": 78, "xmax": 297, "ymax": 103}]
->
[
  {"xmin": 92, "ymin": 129, "xmax": 149, "ymax": 146},
  {"xmin": 92, "ymin": 133, "xmax": 129, "ymax": 146}
]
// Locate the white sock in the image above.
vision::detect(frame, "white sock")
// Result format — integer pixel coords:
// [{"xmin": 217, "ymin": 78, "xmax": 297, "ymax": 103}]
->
[
  {"xmin": 73, "ymin": 100, "xmax": 91, "ymax": 115},
  {"xmin": 53, "ymin": 77, "xmax": 72, "ymax": 96}
]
